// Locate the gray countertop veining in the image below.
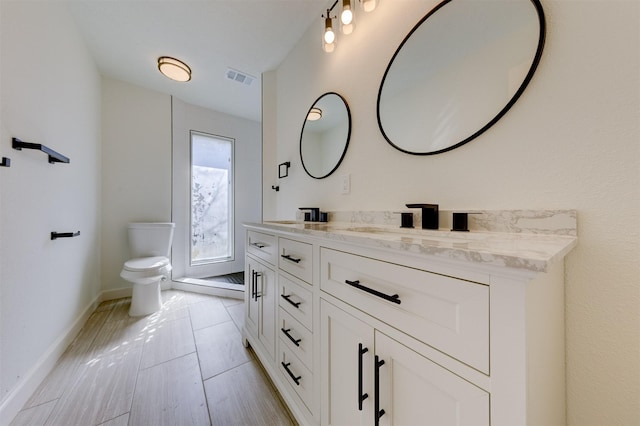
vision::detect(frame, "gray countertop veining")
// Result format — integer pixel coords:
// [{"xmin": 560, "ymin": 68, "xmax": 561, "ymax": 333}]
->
[{"xmin": 245, "ymin": 215, "xmax": 577, "ymax": 274}]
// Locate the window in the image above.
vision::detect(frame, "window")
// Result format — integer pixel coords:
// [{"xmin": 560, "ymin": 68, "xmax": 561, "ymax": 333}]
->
[{"xmin": 190, "ymin": 131, "xmax": 234, "ymax": 265}]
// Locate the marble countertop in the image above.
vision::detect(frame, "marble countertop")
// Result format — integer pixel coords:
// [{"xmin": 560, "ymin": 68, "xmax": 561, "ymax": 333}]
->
[{"xmin": 245, "ymin": 220, "xmax": 577, "ymax": 273}]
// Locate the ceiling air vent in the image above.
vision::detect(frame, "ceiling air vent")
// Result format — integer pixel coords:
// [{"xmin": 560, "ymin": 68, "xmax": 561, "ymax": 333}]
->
[{"xmin": 226, "ymin": 67, "xmax": 255, "ymax": 86}]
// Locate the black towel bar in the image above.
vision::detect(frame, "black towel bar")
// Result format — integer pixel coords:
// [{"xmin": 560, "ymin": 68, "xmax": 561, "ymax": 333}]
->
[
  {"xmin": 51, "ymin": 231, "xmax": 80, "ymax": 240},
  {"xmin": 13, "ymin": 138, "xmax": 70, "ymax": 164}
]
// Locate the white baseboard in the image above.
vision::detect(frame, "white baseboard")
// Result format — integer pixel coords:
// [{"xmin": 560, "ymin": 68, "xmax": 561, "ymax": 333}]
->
[
  {"xmin": 0, "ymin": 291, "xmax": 103, "ymax": 425},
  {"xmin": 172, "ymin": 278, "xmax": 243, "ymax": 300}
]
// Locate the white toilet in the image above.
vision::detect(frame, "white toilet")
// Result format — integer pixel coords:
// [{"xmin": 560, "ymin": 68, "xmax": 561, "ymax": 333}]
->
[{"xmin": 120, "ymin": 222, "xmax": 175, "ymax": 316}]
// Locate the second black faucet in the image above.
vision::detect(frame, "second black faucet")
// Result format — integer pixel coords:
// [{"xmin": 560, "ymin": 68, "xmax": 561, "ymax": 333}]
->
[{"xmin": 406, "ymin": 203, "xmax": 439, "ymax": 230}]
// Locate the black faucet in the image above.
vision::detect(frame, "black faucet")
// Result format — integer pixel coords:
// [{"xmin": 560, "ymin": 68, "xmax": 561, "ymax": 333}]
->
[
  {"xmin": 299, "ymin": 207, "xmax": 325, "ymax": 222},
  {"xmin": 406, "ymin": 204, "xmax": 439, "ymax": 230}
]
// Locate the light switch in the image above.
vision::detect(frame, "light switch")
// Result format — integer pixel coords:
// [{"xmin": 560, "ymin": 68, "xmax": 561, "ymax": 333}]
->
[{"xmin": 341, "ymin": 174, "xmax": 351, "ymax": 194}]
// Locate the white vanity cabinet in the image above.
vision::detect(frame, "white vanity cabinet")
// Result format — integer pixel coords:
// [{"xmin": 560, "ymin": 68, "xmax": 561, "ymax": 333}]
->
[
  {"xmin": 320, "ymin": 299, "xmax": 489, "ymax": 426},
  {"xmin": 244, "ymin": 219, "xmax": 575, "ymax": 426}
]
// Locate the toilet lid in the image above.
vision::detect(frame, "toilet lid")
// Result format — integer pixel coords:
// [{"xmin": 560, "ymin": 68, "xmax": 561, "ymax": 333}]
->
[{"xmin": 124, "ymin": 256, "xmax": 170, "ymax": 272}]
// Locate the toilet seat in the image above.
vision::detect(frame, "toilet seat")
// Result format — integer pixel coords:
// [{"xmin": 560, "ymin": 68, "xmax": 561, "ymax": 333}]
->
[
  {"xmin": 123, "ymin": 256, "xmax": 169, "ymax": 272},
  {"xmin": 121, "ymin": 256, "xmax": 172, "ymax": 283}
]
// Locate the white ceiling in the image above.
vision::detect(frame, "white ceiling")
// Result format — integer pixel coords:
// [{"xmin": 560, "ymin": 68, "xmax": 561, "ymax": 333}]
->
[{"xmin": 68, "ymin": 0, "xmax": 329, "ymax": 122}]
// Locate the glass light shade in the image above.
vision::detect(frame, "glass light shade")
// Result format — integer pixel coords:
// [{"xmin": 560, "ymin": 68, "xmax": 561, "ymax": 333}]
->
[
  {"xmin": 360, "ymin": 0, "xmax": 378, "ymax": 13},
  {"xmin": 323, "ymin": 15, "xmax": 336, "ymax": 52},
  {"xmin": 158, "ymin": 56, "xmax": 191, "ymax": 82},
  {"xmin": 341, "ymin": 3, "xmax": 353, "ymax": 25}
]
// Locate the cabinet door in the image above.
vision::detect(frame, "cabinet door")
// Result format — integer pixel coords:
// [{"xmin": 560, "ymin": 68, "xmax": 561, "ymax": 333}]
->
[
  {"xmin": 245, "ymin": 257, "xmax": 260, "ymax": 337},
  {"xmin": 246, "ymin": 256, "xmax": 276, "ymax": 360},
  {"xmin": 321, "ymin": 299, "xmax": 374, "ymax": 426},
  {"xmin": 375, "ymin": 331, "xmax": 489, "ymax": 426}
]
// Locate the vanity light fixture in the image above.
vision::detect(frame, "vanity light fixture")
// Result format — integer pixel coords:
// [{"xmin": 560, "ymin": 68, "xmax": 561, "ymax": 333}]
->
[
  {"xmin": 307, "ymin": 107, "xmax": 323, "ymax": 121},
  {"xmin": 321, "ymin": 0, "xmax": 377, "ymax": 52},
  {"xmin": 157, "ymin": 56, "xmax": 191, "ymax": 82},
  {"xmin": 322, "ymin": 9, "xmax": 336, "ymax": 53}
]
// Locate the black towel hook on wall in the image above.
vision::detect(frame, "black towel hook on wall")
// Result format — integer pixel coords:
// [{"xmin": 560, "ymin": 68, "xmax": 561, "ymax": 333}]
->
[{"xmin": 0, "ymin": 157, "xmax": 10, "ymax": 167}]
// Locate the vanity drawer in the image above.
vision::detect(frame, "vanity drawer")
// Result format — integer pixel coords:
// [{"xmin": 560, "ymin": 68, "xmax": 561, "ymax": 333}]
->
[
  {"xmin": 278, "ymin": 273, "xmax": 313, "ymax": 331},
  {"xmin": 320, "ymin": 248, "xmax": 489, "ymax": 373},
  {"xmin": 247, "ymin": 230, "xmax": 277, "ymax": 265},
  {"xmin": 279, "ymin": 344, "xmax": 314, "ymax": 412},
  {"xmin": 279, "ymin": 308, "xmax": 313, "ymax": 369},
  {"xmin": 278, "ymin": 237, "xmax": 313, "ymax": 284}
]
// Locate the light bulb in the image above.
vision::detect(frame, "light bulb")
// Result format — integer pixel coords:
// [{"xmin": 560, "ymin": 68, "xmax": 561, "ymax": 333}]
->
[
  {"xmin": 324, "ymin": 27, "xmax": 335, "ymax": 44},
  {"xmin": 341, "ymin": 8, "xmax": 353, "ymax": 25}
]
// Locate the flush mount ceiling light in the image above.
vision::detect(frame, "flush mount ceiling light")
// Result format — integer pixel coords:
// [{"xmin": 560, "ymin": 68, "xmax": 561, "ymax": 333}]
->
[
  {"xmin": 157, "ymin": 56, "xmax": 191, "ymax": 82},
  {"xmin": 307, "ymin": 107, "xmax": 323, "ymax": 121}
]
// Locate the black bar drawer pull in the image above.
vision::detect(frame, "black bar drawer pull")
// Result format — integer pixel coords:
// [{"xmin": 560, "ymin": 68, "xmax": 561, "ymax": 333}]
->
[
  {"xmin": 345, "ymin": 279, "xmax": 401, "ymax": 305},
  {"xmin": 281, "ymin": 253, "xmax": 301, "ymax": 263},
  {"xmin": 358, "ymin": 344, "xmax": 369, "ymax": 411},
  {"xmin": 375, "ymin": 356, "xmax": 386, "ymax": 426},
  {"xmin": 281, "ymin": 362, "xmax": 301, "ymax": 385},
  {"xmin": 281, "ymin": 294, "xmax": 301, "ymax": 308},
  {"xmin": 251, "ymin": 242, "xmax": 266, "ymax": 248},
  {"xmin": 281, "ymin": 328, "xmax": 302, "ymax": 347}
]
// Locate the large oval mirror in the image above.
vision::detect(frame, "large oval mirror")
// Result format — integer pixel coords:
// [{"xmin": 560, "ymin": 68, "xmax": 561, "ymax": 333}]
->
[
  {"xmin": 300, "ymin": 92, "xmax": 351, "ymax": 179},
  {"xmin": 377, "ymin": 0, "xmax": 545, "ymax": 155}
]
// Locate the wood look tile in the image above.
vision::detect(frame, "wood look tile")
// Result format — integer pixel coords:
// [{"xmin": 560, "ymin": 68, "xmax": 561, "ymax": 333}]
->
[
  {"xmin": 25, "ymin": 311, "xmax": 110, "ymax": 408},
  {"xmin": 194, "ymin": 321, "xmax": 251, "ymax": 380},
  {"xmin": 189, "ymin": 298, "xmax": 231, "ymax": 331},
  {"xmin": 130, "ymin": 353, "xmax": 210, "ymax": 426},
  {"xmin": 9, "ymin": 400, "xmax": 56, "ymax": 426},
  {"xmin": 45, "ymin": 346, "xmax": 142, "ymax": 426},
  {"xmin": 15, "ymin": 292, "xmax": 294, "ymax": 426},
  {"xmin": 204, "ymin": 361, "xmax": 295, "ymax": 426},
  {"xmin": 97, "ymin": 413, "xmax": 129, "ymax": 426},
  {"xmin": 226, "ymin": 302, "xmax": 245, "ymax": 332},
  {"xmin": 139, "ymin": 316, "xmax": 195, "ymax": 369}
]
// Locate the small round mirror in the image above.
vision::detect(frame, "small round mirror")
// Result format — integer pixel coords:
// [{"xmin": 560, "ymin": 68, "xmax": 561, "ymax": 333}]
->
[
  {"xmin": 300, "ymin": 92, "xmax": 351, "ymax": 179},
  {"xmin": 377, "ymin": 0, "xmax": 545, "ymax": 155}
]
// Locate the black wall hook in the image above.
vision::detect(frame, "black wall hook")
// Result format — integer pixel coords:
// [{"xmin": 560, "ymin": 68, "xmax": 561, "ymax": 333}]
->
[{"xmin": 0, "ymin": 157, "xmax": 10, "ymax": 167}]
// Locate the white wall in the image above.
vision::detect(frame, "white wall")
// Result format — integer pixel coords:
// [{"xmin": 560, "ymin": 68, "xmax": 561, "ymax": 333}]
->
[
  {"xmin": 0, "ymin": 1, "xmax": 102, "ymax": 420},
  {"xmin": 101, "ymin": 78, "xmax": 172, "ymax": 293},
  {"xmin": 267, "ymin": 0, "xmax": 639, "ymax": 424}
]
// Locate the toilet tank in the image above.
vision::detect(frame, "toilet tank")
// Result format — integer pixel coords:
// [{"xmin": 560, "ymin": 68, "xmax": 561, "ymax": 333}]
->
[{"xmin": 127, "ymin": 222, "xmax": 175, "ymax": 258}]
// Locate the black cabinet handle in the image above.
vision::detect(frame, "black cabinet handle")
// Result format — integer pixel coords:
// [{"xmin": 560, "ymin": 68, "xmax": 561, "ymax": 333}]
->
[
  {"xmin": 375, "ymin": 355, "xmax": 386, "ymax": 426},
  {"xmin": 281, "ymin": 362, "xmax": 301, "ymax": 385},
  {"xmin": 281, "ymin": 254, "xmax": 301, "ymax": 263},
  {"xmin": 281, "ymin": 328, "xmax": 302, "ymax": 347},
  {"xmin": 251, "ymin": 270, "xmax": 256, "ymax": 301},
  {"xmin": 281, "ymin": 294, "xmax": 301, "ymax": 308},
  {"xmin": 252, "ymin": 271, "xmax": 262, "ymax": 301},
  {"xmin": 251, "ymin": 242, "xmax": 266, "ymax": 248},
  {"xmin": 345, "ymin": 279, "xmax": 401, "ymax": 305},
  {"xmin": 358, "ymin": 344, "xmax": 369, "ymax": 411}
]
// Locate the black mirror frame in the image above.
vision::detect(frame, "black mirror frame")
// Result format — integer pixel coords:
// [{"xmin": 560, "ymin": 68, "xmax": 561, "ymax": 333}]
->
[
  {"xmin": 376, "ymin": 0, "xmax": 546, "ymax": 156},
  {"xmin": 300, "ymin": 92, "xmax": 352, "ymax": 179}
]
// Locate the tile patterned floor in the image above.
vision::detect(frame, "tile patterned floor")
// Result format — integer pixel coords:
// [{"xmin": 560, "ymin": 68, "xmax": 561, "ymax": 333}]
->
[{"xmin": 10, "ymin": 290, "xmax": 295, "ymax": 426}]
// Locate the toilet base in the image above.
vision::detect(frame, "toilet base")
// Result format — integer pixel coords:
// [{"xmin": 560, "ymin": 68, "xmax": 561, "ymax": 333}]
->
[{"xmin": 129, "ymin": 281, "xmax": 163, "ymax": 316}]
